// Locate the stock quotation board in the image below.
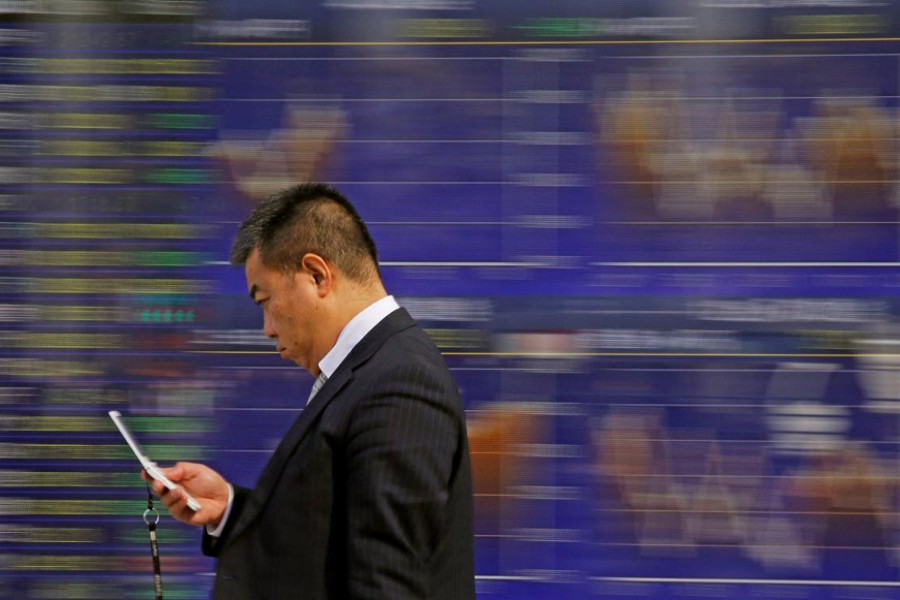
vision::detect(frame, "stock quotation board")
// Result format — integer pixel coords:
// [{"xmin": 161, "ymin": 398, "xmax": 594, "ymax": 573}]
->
[{"xmin": 0, "ymin": 1, "xmax": 898, "ymax": 599}]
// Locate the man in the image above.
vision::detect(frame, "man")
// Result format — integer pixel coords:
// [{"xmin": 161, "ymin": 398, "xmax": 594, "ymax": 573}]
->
[{"xmin": 144, "ymin": 183, "xmax": 476, "ymax": 599}]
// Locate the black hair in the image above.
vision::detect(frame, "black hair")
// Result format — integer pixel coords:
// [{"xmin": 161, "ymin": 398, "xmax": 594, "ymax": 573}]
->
[{"xmin": 230, "ymin": 183, "xmax": 380, "ymax": 283}]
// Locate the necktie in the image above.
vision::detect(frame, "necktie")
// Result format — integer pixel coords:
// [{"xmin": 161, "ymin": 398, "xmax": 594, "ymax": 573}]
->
[{"xmin": 307, "ymin": 372, "xmax": 328, "ymax": 405}]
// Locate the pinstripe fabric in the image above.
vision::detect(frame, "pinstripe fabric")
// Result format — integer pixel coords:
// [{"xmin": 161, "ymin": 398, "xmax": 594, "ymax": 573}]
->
[{"xmin": 202, "ymin": 308, "xmax": 475, "ymax": 600}]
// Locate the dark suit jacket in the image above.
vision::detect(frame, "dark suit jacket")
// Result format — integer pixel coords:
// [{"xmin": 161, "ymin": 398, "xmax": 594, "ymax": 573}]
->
[{"xmin": 202, "ymin": 308, "xmax": 476, "ymax": 599}]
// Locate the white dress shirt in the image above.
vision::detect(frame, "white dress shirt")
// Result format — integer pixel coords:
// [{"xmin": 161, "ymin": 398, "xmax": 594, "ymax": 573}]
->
[
  {"xmin": 316, "ymin": 295, "xmax": 401, "ymax": 390},
  {"xmin": 208, "ymin": 295, "xmax": 401, "ymax": 537}
]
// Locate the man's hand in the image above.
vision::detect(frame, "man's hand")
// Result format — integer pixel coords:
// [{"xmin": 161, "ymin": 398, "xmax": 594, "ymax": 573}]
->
[{"xmin": 141, "ymin": 462, "xmax": 229, "ymax": 528}]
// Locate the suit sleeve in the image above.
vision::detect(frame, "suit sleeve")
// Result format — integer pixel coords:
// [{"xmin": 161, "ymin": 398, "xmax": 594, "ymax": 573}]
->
[
  {"xmin": 201, "ymin": 484, "xmax": 251, "ymax": 557},
  {"xmin": 344, "ymin": 363, "xmax": 463, "ymax": 599}
]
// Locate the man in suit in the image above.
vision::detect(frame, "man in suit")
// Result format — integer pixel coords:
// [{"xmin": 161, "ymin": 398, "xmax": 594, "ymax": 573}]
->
[{"xmin": 144, "ymin": 183, "xmax": 476, "ymax": 599}]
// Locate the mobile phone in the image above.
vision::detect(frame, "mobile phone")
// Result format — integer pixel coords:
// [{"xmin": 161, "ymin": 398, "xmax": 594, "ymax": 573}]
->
[{"xmin": 108, "ymin": 410, "xmax": 202, "ymax": 512}]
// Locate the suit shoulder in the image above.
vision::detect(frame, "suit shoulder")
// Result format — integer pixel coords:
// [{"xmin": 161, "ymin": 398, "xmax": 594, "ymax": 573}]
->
[
  {"xmin": 379, "ymin": 323, "xmax": 449, "ymax": 372},
  {"xmin": 356, "ymin": 325, "xmax": 459, "ymax": 397}
]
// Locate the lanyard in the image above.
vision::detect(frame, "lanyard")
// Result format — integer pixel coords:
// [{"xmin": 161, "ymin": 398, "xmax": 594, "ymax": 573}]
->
[{"xmin": 144, "ymin": 485, "xmax": 164, "ymax": 600}]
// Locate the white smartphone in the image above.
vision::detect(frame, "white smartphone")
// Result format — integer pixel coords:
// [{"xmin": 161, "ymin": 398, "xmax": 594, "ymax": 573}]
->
[{"xmin": 108, "ymin": 410, "xmax": 202, "ymax": 512}]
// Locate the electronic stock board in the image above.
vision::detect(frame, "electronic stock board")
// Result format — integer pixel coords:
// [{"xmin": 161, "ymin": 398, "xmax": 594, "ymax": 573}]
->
[{"xmin": 1, "ymin": 1, "xmax": 898, "ymax": 598}]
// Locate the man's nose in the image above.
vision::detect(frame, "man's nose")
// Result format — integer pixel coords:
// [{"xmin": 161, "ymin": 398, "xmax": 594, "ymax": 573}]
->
[{"xmin": 263, "ymin": 314, "xmax": 277, "ymax": 339}]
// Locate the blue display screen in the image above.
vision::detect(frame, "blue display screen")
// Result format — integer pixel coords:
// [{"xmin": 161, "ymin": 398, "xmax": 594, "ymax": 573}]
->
[{"xmin": 1, "ymin": 2, "xmax": 898, "ymax": 599}]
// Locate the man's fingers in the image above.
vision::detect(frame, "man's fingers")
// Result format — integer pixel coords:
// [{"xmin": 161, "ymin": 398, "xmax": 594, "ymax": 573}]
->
[{"xmin": 159, "ymin": 486, "xmax": 183, "ymax": 510}]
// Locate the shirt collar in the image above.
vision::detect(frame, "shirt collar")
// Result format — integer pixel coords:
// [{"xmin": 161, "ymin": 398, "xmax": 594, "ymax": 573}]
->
[{"xmin": 317, "ymin": 295, "xmax": 400, "ymax": 378}]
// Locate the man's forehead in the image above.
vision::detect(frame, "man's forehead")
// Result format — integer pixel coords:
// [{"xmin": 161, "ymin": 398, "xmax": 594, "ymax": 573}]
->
[
  {"xmin": 246, "ymin": 269, "xmax": 267, "ymax": 299},
  {"xmin": 245, "ymin": 247, "xmax": 263, "ymax": 267},
  {"xmin": 244, "ymin": 249, "xmax": 263, "ymax": 296}
]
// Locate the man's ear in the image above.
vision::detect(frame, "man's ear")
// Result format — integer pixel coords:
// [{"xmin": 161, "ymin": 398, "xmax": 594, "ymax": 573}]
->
[{"xmin": 300, "ymin": 253, "xmax": 331, "ymax": 296}]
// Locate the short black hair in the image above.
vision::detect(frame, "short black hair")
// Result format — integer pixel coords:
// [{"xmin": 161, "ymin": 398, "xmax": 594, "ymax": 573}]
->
[{"xmin": 230, "ymin": 183, "xmax": 380, "ymax": 283}]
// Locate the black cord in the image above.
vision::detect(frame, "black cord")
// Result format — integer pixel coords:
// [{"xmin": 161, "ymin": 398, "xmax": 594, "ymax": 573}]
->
[{"xmin": 145, "ymin": 485, "xmax": 164, "ymax": 600}]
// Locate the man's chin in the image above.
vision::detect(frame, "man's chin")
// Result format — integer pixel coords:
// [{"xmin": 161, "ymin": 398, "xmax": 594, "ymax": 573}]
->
[
  {"xmin": 276, "ymin": 349, "xmax": 306, "ymax": 370},
  {"xmin": 283, "ymin": 353, "xmax": 305, "ymax": 369}
]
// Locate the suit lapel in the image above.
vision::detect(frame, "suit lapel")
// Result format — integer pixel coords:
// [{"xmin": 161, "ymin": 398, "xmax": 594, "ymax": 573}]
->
[{"xmin": 225, "ymin": 308, "xmax": 417, "ymax": 543}]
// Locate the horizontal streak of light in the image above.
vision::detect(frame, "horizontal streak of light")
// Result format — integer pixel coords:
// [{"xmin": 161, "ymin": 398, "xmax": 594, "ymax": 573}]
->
[
  {"xmin": 595, "ymin": 576, "xmax": 900, "ymax": 587},
  {"xmin": 226, "ymin": 56, "xmax": 511, "ymax": 61},
  {"xmin": 475, "ymin": 575, "xmax": 548, "ymax": 581},
  {"xmin": 610, "ymin": 178, "xmax": 900, "ymax": 183},
  {"xmin": 608, "ymin": 221, "xmax": 900, "ymax": 226},
  {"xmin": 225, "ymin": 52, "xmax": 900, "ymax": 60},
  {"xmin": 594, "ymin": 262, "xmax": 900, "ymax": 267},
  {"xmin": 196, "ymin": 37, "xmax": 900, "ymax": 47},
  {"xmin": 600, "ymin": 508, "xmax": 900, "ymax": 517},
  {"xmin": 224, "ymin": 98, "xmax": 505, "ymax": 102},
  {"xmin": 381, "ymin": 261, "xmax": 547, "ymax": 267}
]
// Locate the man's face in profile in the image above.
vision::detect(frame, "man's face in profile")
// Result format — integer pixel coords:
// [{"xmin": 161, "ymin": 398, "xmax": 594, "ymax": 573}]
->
[{"xmin": 245, "ymin": 248, "xmax": 322, "ymax": 373}]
